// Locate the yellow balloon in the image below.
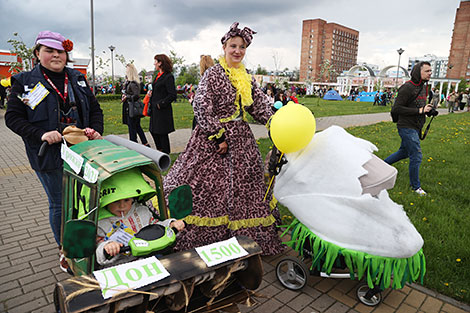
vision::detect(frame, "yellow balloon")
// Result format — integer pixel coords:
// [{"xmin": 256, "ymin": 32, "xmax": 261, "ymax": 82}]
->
[
  {"xmin": 1, "ymin": 77, "xmax": 10, "ymax": 87},
  {"xmin": 270, "ymin": 103, "xmax": 316, "ymax": 153}
]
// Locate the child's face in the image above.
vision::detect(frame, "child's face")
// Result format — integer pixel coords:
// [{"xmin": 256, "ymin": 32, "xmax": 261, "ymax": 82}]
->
[{"xmin": 108, "ymin": 198, "xmax": 133, "ymax": 217}]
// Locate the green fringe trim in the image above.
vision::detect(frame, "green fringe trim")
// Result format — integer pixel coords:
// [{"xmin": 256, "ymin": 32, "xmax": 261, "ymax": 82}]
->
[{"xmin": 281, "ymin": 219, "xmax": 426, "ymax": 290}]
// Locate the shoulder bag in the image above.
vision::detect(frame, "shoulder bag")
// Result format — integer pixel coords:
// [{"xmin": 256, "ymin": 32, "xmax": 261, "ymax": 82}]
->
[{"xmin": 129, "ymin": 99, "xmax": 145, "ymax": 118}]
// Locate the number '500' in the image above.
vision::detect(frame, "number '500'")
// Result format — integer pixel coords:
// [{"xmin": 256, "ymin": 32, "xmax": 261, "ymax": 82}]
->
[{"xmin": 200, "ymin": 243, "xmax": 241, "ymax": 262}]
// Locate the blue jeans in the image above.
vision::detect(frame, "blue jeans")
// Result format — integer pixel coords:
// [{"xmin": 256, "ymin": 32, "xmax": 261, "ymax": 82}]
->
[
  {"xmin": 384, "ymin": 128, "xmax": 422, "ymax": 190},
  {"xmin": 36, "ymin": 169, "xmax": 63, "ymax": 245}
]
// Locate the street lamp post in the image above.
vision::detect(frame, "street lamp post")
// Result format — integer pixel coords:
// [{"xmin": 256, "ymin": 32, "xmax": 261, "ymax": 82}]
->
[
  {"xmin": 108, "ymin": 45, "xmax": 115, "ymax": 92},
  {"xmin": 446, "ymin": 64, "xmax": 454, "ymax": 99},
  {"xmin": 90, "ymin": 0, "xmax": 95, "ymax": 93},
  {"xmin": 396, "ymin": 48, "xmax": 404, "ymax": 89}
]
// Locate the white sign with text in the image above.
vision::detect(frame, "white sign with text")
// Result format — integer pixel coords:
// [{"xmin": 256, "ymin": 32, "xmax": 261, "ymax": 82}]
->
[
  {"xmin": 83, "ymin": 162, "xmax": 99, "ymax": 183},
  {"xmin": 195, "ymin": 237, "xmax": 248, "ymax": 267},
  {"xmin": 93, "ymin": 256, "xmax": 170, "ymax": 299},
  {"xmin": 61, "ymin": 143, "xmax": 84, "ymax": 174}
]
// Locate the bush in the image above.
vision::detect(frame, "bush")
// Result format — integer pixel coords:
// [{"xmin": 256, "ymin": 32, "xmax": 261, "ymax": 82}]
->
[{"xmin": 96, "ymin": 94, "xmax": 122, "ymax": 102}]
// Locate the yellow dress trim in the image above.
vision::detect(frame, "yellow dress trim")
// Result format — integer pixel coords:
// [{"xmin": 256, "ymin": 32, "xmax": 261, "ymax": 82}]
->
[
  {"xmin": 218, "ymin": 57, "xmax": 253, "ymax": 123},
  {"xmin": 183, "ymin": 214, "xmax": 276, "ymax": 231},
  {"xmin": 269, "ymin": 196, "xmax": 278, "ymax": 211},
  {"xmin": 208, "ymin": 128, "xmax": 226, "ymax": 141}
]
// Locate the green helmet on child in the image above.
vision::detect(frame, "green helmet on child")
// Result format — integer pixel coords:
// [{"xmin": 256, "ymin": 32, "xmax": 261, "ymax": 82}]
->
[{"xmin": 99, "ymin": 168, "xmax": 156, "ymax": 209}]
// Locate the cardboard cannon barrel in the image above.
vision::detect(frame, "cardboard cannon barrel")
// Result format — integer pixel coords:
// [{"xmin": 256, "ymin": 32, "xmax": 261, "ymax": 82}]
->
[
  {"xmin": 54, "ymin": 236, "xmax": 263, "ymax": 313},
  {"xmin": 104, "ymin": 135, "xmax": 171, "ymax": 172}
]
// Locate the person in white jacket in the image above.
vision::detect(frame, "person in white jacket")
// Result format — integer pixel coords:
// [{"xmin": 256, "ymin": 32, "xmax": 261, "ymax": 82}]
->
[{"xmin": 95, "ymin": 168, "xmax": 185, "ymax": 266}]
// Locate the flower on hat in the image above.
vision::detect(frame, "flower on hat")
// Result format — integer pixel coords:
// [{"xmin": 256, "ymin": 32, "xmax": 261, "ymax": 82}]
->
[{"xmin": 62, "ymin": 39, "xmax": 73, "ymax": 52}]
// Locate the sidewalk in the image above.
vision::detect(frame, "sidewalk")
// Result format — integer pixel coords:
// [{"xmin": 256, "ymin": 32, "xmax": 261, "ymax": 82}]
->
[{"xmin": 1, "ymin": 108, "xmax": 468, "ymax": 313}]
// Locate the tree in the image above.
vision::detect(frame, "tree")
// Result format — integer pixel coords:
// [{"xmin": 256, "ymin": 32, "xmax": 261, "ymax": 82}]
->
[
  {"xmin": 255, "ymin": 65, "xmax": 268, "ymax": 75},
  {"xmin": 457, "ymin": 78, "xmax": 468, "ymax": 93},
  {"xmin": 139, "ymin": 69, "xmax": 148, "ymax": 83},
  {"xmin": 95, "ymin": 54, "xmax": 110, "ymax": 75},
  {"xmin": 274, "ymin": 77, "xmax": 289, "ymax": 90},
  {"xmin": 272, "ymin": 50, "xmax": 282, "ymax": 73},
  {"xmin": 115, "ymin": 53, "xmax": 133, "ymax": 67},
  {"xmin": 318, "ymin": 59, "xmax": 336, "ymax": 82},
  {"xmin": 169, "ymin": 50, "xmax": 185, "ymax": 76},
  {"xmin": 175, "ymin": 63, "xmax": 199, "ymax": 86},
  {"xmin": 374, "ymin": 80, "xmax": 382, "ymax": 92},
  {"xmin": 291, "ymin": 67, "xmax": 300, "ymax": 81},
  {"xmin": 7, "ymin": 33, "xmax": 34, "ymax": 74},
  {"xmin": 441, "ymin": 82, "xmax": 449, "ymax": 94}
]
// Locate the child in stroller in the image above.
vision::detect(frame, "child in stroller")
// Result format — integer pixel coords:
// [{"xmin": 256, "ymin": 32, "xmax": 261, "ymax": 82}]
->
[{"xmin": 96, "ymin": 168, "xmax": 185, "ymax": 266}]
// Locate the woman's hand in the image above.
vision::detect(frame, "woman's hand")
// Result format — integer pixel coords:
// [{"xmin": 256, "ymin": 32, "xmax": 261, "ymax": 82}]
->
[
  {"xmin": 217, "ymin": 141, "xmax": 228, "ymax": 154},
  {"xmin": 104, "ymin": 241, "xmax": 122, "ymax": 257},
  {"xmin": 41, "ymin": 130, "xmax": 62, "ymax": 144},
  {"xmin": 170, "ymin": 220, "xmax": 185, "ymax": 231},
  {"xmin": 85, "ymin": 128, "xmax": 103, "ymax": 140}
]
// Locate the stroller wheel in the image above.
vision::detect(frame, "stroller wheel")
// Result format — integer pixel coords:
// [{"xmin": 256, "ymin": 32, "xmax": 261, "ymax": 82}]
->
[
  {"xmin": 356, "ymin": 283, "xmax": 382, "ymax": 306},
  {"xmin": 276, "ymin": 256, "xmax": 309, "ymax": 290}
]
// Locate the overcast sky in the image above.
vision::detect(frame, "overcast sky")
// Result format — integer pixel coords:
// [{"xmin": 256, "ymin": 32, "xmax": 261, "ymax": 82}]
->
[{"xmin": 0, "ymin": 0, "xmax": 462, "ymax": 76}]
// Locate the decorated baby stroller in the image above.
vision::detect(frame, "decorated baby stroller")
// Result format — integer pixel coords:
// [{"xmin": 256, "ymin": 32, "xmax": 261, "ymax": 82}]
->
[
  {"xmin": 269, "ymin": 125, "xmax": 426, "ymax": 307},
  {"xmin": 53, "ymin": 136, "xmax": 264, "ymax": 313}
]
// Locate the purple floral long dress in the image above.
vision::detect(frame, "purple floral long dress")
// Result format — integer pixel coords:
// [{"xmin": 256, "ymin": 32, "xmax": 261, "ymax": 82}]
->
[{"xmin": 164, "ymin": 64, "xmax": 284, "ymax": 255}]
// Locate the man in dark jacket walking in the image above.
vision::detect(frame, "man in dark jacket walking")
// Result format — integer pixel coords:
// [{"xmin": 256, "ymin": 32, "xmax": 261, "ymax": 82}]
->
[{"xmin": 385, "ymin": 61, "xmax": 433, "ymax": 195}]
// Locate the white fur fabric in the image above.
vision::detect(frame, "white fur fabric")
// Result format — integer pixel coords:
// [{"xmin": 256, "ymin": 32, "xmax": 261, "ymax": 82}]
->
[{"xmin": 273, "ymin": 126, "xmax": 423, "ymax": 258}]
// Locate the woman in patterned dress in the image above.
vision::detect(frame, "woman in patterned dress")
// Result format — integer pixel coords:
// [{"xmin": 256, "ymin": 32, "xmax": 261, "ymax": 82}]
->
[{"xmin": 164, "ymin": 22, "xmax": 283, "ymax": 255}]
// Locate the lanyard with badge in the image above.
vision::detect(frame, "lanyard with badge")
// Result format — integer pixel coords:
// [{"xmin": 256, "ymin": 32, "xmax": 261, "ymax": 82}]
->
[
  {"xmin": 42, "ymin": 70, "xmax": 69, "ymax": 103},
  {"xmin": 42, "ymin": 70, "xmax": 82, "ymax": 129}
]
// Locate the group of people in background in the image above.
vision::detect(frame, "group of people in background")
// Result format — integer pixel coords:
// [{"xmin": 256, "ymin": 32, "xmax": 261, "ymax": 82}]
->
[
  {"xmin": 369, "ymin": 87, "xmax": 470, "ymax": 112},
  {"xmin": 262, "ymin": 84, "xmax": 302, "ymax": 108},
  {"xmin": 445, "ymin": 90, "xmax": 469, "ymax": 112},
  {"xmin": 427, "ymin": 87, "xmax": 469, "ymax": 112},
  {"xmin": 120, "ymin": 54, "xmax": 178, "ymax": 154},
  {"xmin": 372, "ymin": 89, "xmax": 394, "ymax": 106}
]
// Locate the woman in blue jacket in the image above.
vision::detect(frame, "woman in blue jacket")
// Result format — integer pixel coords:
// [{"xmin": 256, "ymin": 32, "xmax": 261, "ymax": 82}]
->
[{"xmin": 5, "ymin": 31, "xmax": 103, "ymax": 271}]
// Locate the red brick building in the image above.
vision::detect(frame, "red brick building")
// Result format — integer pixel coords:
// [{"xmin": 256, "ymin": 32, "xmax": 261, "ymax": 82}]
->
[
  {"xmin": 300, "ymin": 19, "xmax": 359, "ymax": 82},
  {"xmin": 447, "ymin": 0, "xmax": 470, "ymax": 80}
]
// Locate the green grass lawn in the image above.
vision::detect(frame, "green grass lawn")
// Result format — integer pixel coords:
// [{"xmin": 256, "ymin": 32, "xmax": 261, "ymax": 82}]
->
[
  {"xmin": 100, "ymin": 97, "xmax": 390, "ymax": 135},
  {"xmin": 100, "ymin": 98, "xmax": 196, "ymax": 135},
  {"xmin": 257, "ymin": 112, "xmax": 470, "ymax": 304}
]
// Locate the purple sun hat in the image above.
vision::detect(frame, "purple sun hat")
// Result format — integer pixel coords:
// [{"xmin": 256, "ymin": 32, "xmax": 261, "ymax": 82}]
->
[{"xmin": 35, "ymin": 31, "xmax": 66, "ymax": 51}]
